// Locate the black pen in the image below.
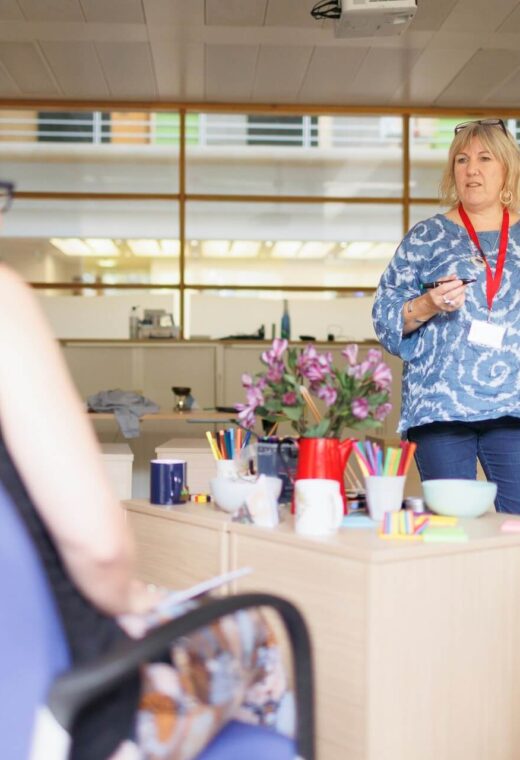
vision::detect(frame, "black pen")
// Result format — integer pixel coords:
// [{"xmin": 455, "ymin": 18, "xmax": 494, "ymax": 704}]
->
[{"xmin": 421, "ymin": 278, "xmax": 476, "ymax": 290}]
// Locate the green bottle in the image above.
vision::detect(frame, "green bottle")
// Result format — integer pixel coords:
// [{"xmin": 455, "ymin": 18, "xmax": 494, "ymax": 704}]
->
[{"xmin": 280, "ymin": 299, "xmax": 291, "ymax": 340}]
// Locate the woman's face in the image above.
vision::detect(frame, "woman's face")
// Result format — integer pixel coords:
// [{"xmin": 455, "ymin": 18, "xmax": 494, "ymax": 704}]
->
[{"xmin": 453, "ymin": 136, "xmax": 506, "ymax": 212}]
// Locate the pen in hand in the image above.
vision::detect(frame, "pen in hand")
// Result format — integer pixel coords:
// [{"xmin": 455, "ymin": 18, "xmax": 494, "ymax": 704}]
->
[{"xmin": 421, "ymin": 278, "xmax": 476, "ymax": 290}]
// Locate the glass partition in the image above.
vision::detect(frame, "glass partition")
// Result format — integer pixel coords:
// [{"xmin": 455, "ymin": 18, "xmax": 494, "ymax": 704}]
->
[
  {"xmin": 185, "ymin": 288, "xmax": 377, "ymax": 342},
  {"xmin": 184, "ymin": 201, "xmax": 402, "ymax": 288},
  {"xmin": 0, "ymin": 199, "xmax": 180, "ymax": 284},
  {"xmin": 0, "ymin": 109, "xmax": 179, "ymax": 193},
  {"xmin": 186, "ymin": 113, "xmax": 403, "ymax": 197}
]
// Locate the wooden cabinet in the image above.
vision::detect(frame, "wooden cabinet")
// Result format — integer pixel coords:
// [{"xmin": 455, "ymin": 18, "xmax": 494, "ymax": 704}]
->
[{"xmin": 124, "ymin": 500, "xmax": 520, "ymax": 760}]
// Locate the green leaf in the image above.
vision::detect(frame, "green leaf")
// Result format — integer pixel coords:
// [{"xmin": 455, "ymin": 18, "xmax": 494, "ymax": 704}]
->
[
  {"xmin": 281, "ymin": 405, "xmax": 304, "ymax": 421},
  {"xmin": 303, "ymin": 418, "xmax": 331, "ymax": 437}
]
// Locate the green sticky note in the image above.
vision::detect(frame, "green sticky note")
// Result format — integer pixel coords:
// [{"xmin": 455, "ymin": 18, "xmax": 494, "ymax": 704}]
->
[{"xmin": 422, "ymin": 526, "xmax": 468, "ymax": 543}]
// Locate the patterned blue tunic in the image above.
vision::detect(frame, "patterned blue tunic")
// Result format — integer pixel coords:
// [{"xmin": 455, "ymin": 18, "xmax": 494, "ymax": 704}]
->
[{"xmin": 372, "ymin": 213, "xmax": 520, "ymax": 434}]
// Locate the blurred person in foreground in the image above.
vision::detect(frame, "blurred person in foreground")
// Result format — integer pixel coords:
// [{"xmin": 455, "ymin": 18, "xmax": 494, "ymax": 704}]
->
[
  {"xmin": 372, "ymin": 118, "xmax": 520, "ymax": 513},
  {"xmin": 0, "ymin": 180, "xmax": 290, "ymax": 760}
]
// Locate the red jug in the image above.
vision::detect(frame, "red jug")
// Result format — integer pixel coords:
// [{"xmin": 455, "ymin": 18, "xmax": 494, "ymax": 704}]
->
[{"xmin": 293, "ymin": 437, "xmax": 354, "ymax": 514}]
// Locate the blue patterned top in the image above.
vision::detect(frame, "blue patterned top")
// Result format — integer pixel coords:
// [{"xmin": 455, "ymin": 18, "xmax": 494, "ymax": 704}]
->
[{"xmin": 372, "ymin": 213, "xmax": 520, "ymax": 433}]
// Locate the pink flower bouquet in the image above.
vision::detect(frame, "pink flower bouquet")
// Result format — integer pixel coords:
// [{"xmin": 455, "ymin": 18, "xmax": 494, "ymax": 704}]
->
[{"xmin": 236, "ymin": 340, "xmax": 392, "ymax": 438}]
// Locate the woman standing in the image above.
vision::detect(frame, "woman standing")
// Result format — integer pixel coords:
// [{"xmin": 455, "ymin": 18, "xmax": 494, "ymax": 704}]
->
[{"xmin": 373, "ymin": 118, "xmax": 520, "ymax": 513}]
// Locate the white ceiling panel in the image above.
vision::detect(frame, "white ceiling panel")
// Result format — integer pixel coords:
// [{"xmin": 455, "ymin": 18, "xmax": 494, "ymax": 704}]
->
[
  {"xmin": 436, "ymin": 48, "xmax": 520, "ymax": 105},
  {"xmin": 142, "ymin": 0, "xmax": 204, "ymax": 26},
  {"xmin": 438, "ymin": 0, "xmax": 519, "ymax": 33},
  {"xmin": 205, "ymin": 44, "xmax": 258, "ymax": 101},
  {"xmin": 347, "ymin": 48, "xmax": 422, "ymax": 104},
  {"xmin": 0, "ymin": 41, "xmax": 59, "ymax": 95},
  {"xmin": 411, "ymin": 0, "xmax": 458, "ymax": 32},
  {"xmin": 148, "ymin": 36, "xmax": 205, "ymax": 100},
  {"xmin": 252, "ymin": 45, "xmax": 312, "ymax": 102},
  {"xmin": 79, "ymin": 0, "xmax": 145, "ymax": 24},
  {"xmin": 266, "ymin": 0, "xmax": 321, "ymax": 29},
  {"xmin": 483, "ymin": 68, "xmax": 520, "ymax": 105},
  {"xmin": 496, "ymin": 3, "xmax": 520, "ymax": 33},
  {"xmin": 0, "ymin": 0, "xmax": 24, "ymax": 21},
  {"xmin": 299, "ymin": 46, "xmax": 368, "ymax": 104},
  {"xmin": 16, "ymin": 0, "xmax": 84, "ymax": 23},
  {"xmin": 0, "ymin": 61, "xmax": 20, "ymax": 93},
  {"xmin": 0, "ymin": 0, "xmax": 519, "ymax": 107},
  {"xmin": 391, "ymin": 46, "xmax": 475, "ymax": 105},
  {"xmin": 39, "ymin": 40, "xmax": 110, "ymax": 98},
  {"xmin": 95, "ymin": 41, "xmax": 157, "ymax": 99},
  {"xmin": 205, "ymin": 0, "xmax": 267, "ymax": 27}
]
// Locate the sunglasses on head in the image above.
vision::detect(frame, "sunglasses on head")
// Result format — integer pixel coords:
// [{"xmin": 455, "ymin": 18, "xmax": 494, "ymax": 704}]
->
[{"xmin": 454, "ymin": 118, "xmax": 507, "ymax": 135}]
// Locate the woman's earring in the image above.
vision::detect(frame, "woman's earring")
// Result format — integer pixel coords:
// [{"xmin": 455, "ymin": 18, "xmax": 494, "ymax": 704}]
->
[{"xmin": 500, "ymin": 188, "xmax": 513, "ymax": 205}]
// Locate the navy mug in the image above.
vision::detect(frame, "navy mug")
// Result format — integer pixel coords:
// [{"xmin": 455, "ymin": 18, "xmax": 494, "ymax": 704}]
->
[{"xmin": 150, "ymin": 459, "xmax": 188, "ymax": 505}]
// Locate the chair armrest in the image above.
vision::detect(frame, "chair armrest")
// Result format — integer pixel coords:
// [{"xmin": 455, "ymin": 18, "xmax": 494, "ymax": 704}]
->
[{"xmin": 47, "ymin": 592, "xmax": 315, "ymax": 760}]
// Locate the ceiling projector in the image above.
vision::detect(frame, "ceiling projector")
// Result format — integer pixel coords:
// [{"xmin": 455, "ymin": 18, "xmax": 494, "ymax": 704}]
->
[{"xmin": 334, "ymin": 0, "xmax": 417, "ymax": 38}]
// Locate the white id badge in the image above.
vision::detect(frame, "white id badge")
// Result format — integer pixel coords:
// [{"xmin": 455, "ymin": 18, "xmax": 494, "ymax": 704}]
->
[{"xmin": 467, "ymin": 319, "xmax": 505, "ymax": 348}]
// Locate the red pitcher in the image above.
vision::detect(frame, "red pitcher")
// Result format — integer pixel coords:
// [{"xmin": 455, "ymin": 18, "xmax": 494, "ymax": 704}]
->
[{"xmin": 292, "ymin": 437, "xmax": 354, "ymax": 514}]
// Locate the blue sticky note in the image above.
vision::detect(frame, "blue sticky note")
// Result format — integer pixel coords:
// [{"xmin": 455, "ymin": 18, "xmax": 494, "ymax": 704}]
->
[{"xmin": 341, "ymin": 514, "xmax": 375, "ymax": 529}]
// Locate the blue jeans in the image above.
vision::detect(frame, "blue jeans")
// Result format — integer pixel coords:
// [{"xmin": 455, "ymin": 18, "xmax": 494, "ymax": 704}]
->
[{"xmin": 407, "ymin": 417, "xmax": 520, "ymax": 514}]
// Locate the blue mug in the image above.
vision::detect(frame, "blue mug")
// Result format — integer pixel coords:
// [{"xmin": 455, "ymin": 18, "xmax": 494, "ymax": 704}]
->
[{"xmin": 150, "ymin": 459, "xmax": 188, "ymax": 505}]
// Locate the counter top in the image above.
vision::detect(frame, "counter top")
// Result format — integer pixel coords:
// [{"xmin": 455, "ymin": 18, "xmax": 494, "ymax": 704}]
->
[{"xmin": 124, "ymin": 500, "xmax": 520, "ymax": 564}]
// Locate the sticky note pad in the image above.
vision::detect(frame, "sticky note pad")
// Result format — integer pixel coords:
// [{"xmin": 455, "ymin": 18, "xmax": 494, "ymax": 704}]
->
[
  {"xmin": 501, "ymin": 519, "xmax": 520, "ymax": 533},
  {"xmin": 341, "ymin": 514, "xmax": 375, "ymax": 529},
  {"xmin": 427, "ymin": 515, "xmax": 458, "ymax": 526},
  {"xmin": 422, "ymin": 526, "xmax": 468, "ymax": 543}
]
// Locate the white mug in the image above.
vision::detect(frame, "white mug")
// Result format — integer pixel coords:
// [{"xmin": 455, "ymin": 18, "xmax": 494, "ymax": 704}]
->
[{"xmin": 294, "ymin": 478, "xmax": 343, "ymax": 537}]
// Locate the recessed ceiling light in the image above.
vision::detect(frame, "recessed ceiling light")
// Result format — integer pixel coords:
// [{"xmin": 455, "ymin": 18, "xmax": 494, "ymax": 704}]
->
[
  {"xmin": 271, "ymin": 241, "xmax": 302, "ymax": 258},
  {"xmin": 85, "ymin": 238, "xmax": 119, "ymax": 256}
]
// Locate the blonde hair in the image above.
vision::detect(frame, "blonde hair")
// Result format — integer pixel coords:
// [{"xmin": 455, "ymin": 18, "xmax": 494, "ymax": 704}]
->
[{"xmin": 439, "ymin": 121, "xmax": 520, "ymax": 211}]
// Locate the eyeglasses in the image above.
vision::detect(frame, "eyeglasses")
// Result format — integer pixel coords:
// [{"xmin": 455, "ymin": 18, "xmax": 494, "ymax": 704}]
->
[
  {"xmin": 454, "ymin": 118, "xmax": 507, "ymax": 136},
  {"xmin": 0, "ymin": 181, "xmax": 15, "ymax": 213}
]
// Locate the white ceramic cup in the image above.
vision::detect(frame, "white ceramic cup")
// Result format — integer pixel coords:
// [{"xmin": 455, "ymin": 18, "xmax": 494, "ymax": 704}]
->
[
  {"xmin": 294, "ymin": 478, "xmax": 344, "ymax": 537},
  {"xmin": 364, "ymin": 475, "xmax": 405, "ymax": 522},
  {"xmin": 216, "ymin": 459, "xmax": 238, "ymax": 479}
]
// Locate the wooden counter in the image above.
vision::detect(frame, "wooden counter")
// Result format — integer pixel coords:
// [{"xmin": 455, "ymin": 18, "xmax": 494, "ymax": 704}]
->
[{"xmin": 125, "ymin": 500, "xmax": 520, "ymax": 760}]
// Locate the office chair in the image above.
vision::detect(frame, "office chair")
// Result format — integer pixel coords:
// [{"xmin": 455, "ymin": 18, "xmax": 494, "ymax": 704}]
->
[
  {"xmin": 0, "ymin": 479, "xmax": 314, "ymax": 760},
  {"xmin": 31, "ymin": 593, "xmax": 314, "ymax": 760}
]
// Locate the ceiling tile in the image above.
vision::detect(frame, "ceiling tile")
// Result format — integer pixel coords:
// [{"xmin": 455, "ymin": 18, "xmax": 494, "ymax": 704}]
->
[
  {"xmin": 148, "ymin": 36, "xmax": 205, "ymax": 100},
  {"xmin": 16, "ymin": 0, "xmax": 84, "ymax": 22},
  {"xmin": 391, "ymin": 46, "xmax": 475, "ymax": 105},
  {"xmin": 0, "ymin": 41, "xmax": 59, "ymax": 95},
  {"xmin": 347, "ymin": 47, "xmax": 422, "ymax": 104},
  {"xmin": 436, "ymin": 48, "xmax": 520, "ymax": 105},
  {"xmin": 143, "ymin": 0, "xmax": 204, "ymax": 25},
  {"xmin": 0, "ymin": 0, "xmax": 24, "ymax": 21},
  {"xmin": 495, "ymin": 3, "xmax": 520, "ymax": 33},
  {"xmin": 79, "ymin": 0, "xmax": 145, "ymax": 24},
  {"xmin": 95, "ymin": 41, "xmax": 157, "ymax": 99},
  {"xmin": 411, "ymin": 0, "xmax": 458, "ymax": 32},
  {"xmin": 266, "ymin": 0, "xmax": 320, "ymax": 28},
  {"xmin": 0, "ymin": 61, "xmax": 20, "ymax": 94},
  {"xmin": 252, "ymin": 45, "xmax": 312, "ymax": 102},
  {"xmin": 439, "ymin": 0, "xmax": 519, "ymax": 33},
  {"xmin": 483, "ymin": 68, "xmax": 520, "ymax": 105},
  {"xmin": 299, "ymin": 46, "xmax": 368, "ymax": 104},
  {"xmin": 39, "ymin": 40, "xmax": 109, "ymax": 97},
  {"xmin": 205, "ymin": 0, "xmax": 267, "ymax": 27},
  {"xmin": 205, "ymin": 43, "xmax": 258, "ymax": 101}
]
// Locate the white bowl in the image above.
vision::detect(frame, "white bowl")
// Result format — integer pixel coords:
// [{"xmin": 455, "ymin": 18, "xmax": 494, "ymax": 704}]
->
[
  {"xmin": 422, "ymin": 479, "xmax": 497, "ymax": 518},
  {"xmin": 210, "ymin": 475, "xmax": 282, "ymax": 514}
]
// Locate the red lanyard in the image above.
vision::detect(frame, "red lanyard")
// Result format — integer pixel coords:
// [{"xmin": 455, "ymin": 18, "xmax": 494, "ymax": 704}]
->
[{"xmin": 458, "ymin": 202, "xmax": 509, "ymax": 313}]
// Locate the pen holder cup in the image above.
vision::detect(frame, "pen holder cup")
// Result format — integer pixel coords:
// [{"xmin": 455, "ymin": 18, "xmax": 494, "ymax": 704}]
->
[
  {"xmin": 216, "ymin": 459, "xmax": 238, "ymax": 480},
  {"xmin": 364, "ymin": 475, "xmax": 405, "ymax": 522}
]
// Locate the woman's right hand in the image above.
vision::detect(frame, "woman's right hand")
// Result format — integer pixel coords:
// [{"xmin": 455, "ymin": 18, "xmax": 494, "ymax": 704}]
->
[{"xmin": 424, "ymin": 275, "xmax": 468, "ymax": 313}]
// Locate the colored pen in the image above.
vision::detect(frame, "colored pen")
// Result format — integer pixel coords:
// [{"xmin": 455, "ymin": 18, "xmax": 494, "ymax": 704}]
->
[{"xmin": 421, "ymin": 278, "xmax": 476, "ymax": 290}]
